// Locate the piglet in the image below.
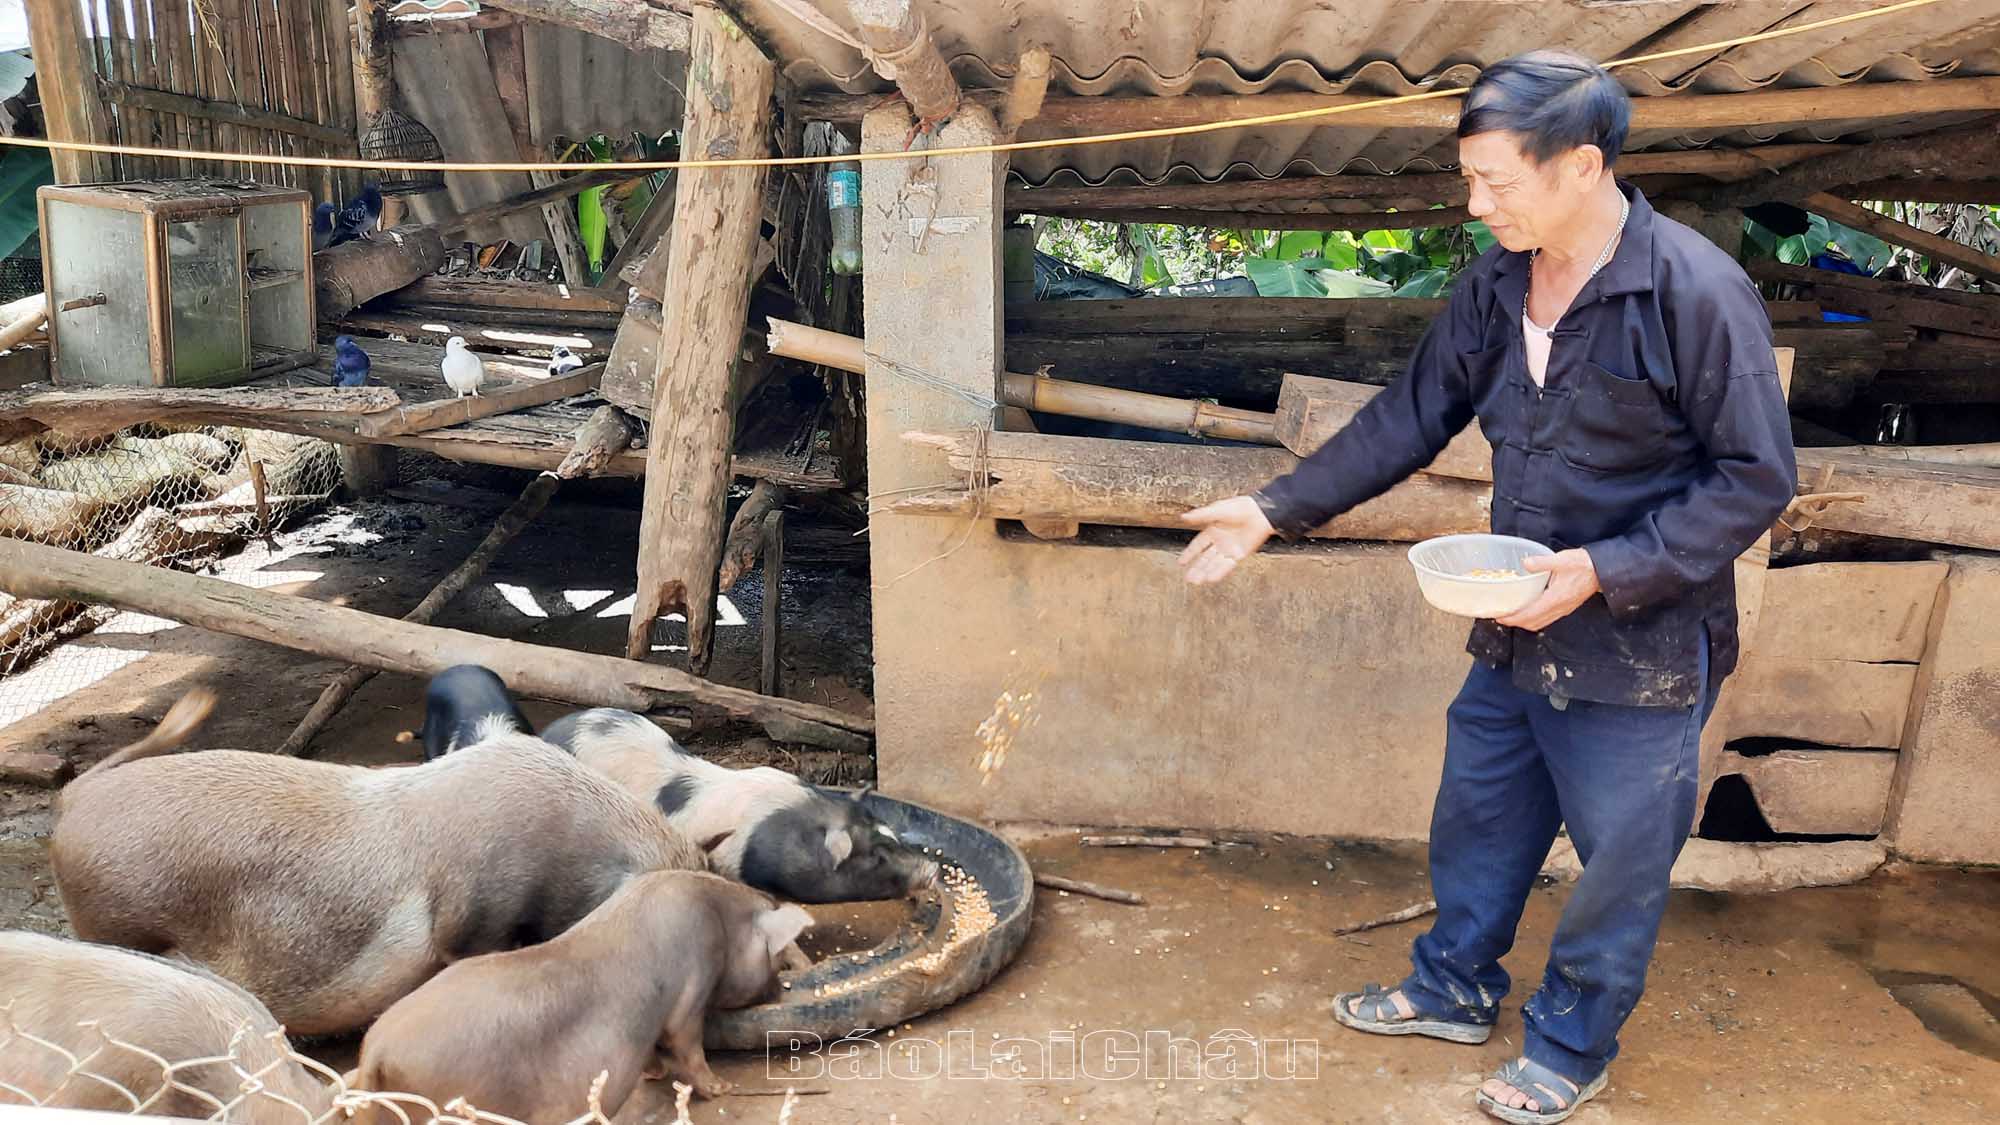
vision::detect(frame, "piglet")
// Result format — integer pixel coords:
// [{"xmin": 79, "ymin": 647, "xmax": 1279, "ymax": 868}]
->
[
  {"xmin": 418, "ymin": 663, "xmax": 533, "ymax": 761},
  {"xmin": 0, "ymin": 930, "xmax": 331, "ymax": 1122},
  {"xmin": 540, "ymin": 708, "xmax": 941, "ymax": 904},
  {"xmin": 52, "ymin": 689, "xmax": 710, "ymax": 1037},
  {"xmin": 350, "ymin": 871, "xmax": 810, "ymax": 1119}
]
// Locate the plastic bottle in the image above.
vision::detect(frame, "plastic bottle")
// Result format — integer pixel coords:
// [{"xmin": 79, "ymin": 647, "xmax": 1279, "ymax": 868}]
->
[{"xmin": 828, "ymin": 134, "xmax": 863, "ymax": 276}]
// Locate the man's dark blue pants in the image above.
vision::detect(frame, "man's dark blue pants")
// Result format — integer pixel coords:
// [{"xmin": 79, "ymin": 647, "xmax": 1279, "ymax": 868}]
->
[{"xmin": 1399, "ymin": 634, "xmax": 1715, "ymax": 1083}]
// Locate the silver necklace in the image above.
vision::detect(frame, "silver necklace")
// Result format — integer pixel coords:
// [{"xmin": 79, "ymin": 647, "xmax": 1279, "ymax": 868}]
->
[{"xmin": 1525, "ymin": 192, "xmax": 1631, "ymax": 325}]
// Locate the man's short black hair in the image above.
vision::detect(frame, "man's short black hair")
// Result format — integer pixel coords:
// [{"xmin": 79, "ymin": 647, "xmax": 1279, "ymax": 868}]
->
[{"xmin": 1456, "ymin": 50, "xmax": 1630, "ymax": 169}]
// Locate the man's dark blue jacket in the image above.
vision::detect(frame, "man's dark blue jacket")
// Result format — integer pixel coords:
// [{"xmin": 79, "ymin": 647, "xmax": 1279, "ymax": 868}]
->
[{"xmin": 1255, "ymin": 185, "xmax": 1798, "ymax": 708}]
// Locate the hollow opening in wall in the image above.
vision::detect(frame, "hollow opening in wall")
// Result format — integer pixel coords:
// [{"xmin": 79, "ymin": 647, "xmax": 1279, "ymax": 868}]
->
[{"xmin": 1696, "ymin": 774, "xmax": 1879, "ymax": 844}]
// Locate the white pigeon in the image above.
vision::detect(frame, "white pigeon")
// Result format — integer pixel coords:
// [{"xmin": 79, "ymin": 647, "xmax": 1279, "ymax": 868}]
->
[
  {"xmin": 441, "ymin": 336, "xmax": 486, "ymax": 399},
  {"xmin": 546, "ymin": 345, "xmax": 584, "ymax": 377}
]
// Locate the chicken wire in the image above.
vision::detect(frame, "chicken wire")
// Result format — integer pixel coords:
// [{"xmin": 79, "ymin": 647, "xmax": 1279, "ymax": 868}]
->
[
  {"xmin": 0, "ymin": 1009, "xmax": 808, "ymax": 1125},
  {"xmin": 0, "ymin": 424, "xmax": 344, "ymax": 717}
]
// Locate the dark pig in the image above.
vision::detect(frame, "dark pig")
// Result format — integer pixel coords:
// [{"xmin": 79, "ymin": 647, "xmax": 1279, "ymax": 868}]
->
[
  {"xmin": 418, "ymin": 663, "xmax": 533, "ymax": 761},
  {"xmin": 349, "ymin": 871, "xmax": 810, "ymax": 1115},
  {"xmin": 541, "ymin": 708, "xmax": 941, "ymax": 904},
  {"xmin": 52, "ymin": 689, "xmax": 711, "ymax": 1037}
]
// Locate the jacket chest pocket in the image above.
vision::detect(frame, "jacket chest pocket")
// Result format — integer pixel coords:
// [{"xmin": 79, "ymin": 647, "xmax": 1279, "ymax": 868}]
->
[{"xmin": 1558, "ymin": 360, "xmax": 1669, "ymax": 473}]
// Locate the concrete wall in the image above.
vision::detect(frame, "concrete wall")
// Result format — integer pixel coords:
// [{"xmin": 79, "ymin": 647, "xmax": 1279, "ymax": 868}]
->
[
  {"xmin": 875, "ymin": 529, "xmax": 1472, "ymax": 839},
  {"xmin": 1886, "ymin": 552, "xmax": 2000, "ymax": 865}
]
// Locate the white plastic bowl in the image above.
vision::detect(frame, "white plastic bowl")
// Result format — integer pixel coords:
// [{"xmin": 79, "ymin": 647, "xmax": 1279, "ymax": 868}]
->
[{"xmin": 1407, "ymin": 533, "xmax": 1554, "ymax": 618}]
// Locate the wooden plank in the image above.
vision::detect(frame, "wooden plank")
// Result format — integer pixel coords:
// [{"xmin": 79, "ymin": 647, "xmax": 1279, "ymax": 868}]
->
[
  {"xmin": 354, "ymin": 364, "xmax": 601, "ymax": 438},
  {"xmin": 1720, "ymin": 657, "xmax": 1919, "ymax": 750},
  {"xmin": 1807, "ymin": 194, "xmax": 2000, "ymax": 287},
  {"xmin": 999, "ymin": 405, "xmax": 1079, "ymax": 539},
  {"xmin": 1713, "ymin": 747, "xmax": 1899, "ymax": 836},
  {"xmin": 1276, "ymin": 373, "xmax": 1490, "ymax": 476},
  {"xmin": 1791, "ymin": 449, "xmax": 2000, "ymax": 552},
  {"xmin": 0, "ymin": 537, "xmax": 872, "ymax": 750},
  {"xmin": 25, "ymin": 0, "xmax": 117, "ymax": 182},
  {"xmin": 760, "ymin": 510, "xmax": 783, "ymax": 697},
  {"xmin": 386, "ymin": 277, "xmax": 627, "ymax": 317},
  {"xmin": 1705, "ymin": 119, "xmax": 2000, "ymax": 211},
  {"xmin": 627, "ymin": 6, "xmax": 775, "ymax": 672},
  {"xmin": 1752, "ymin": 561, "xmax": 1948, "ymax": 665},
  {"xmin": 336, "ymin": 311, "xmax": 611, "ymax": 358},
  {"xmin": 496, "ymin": 19, "xmax": 591, "ymax": 287},
  {"xmin": 323, "ymin": 0, "xmax": 360, "ymax": 199},
  {"xmin": 595, "ymin": 173, "xmax": 678, "ymax": 299},
  {"xmin": 427, "ymin": 167, "xmax": 640, "ymax": 239},
  {"xmin": 899, "ymin": 429, "xmax": 1493, "ymax": 542}
]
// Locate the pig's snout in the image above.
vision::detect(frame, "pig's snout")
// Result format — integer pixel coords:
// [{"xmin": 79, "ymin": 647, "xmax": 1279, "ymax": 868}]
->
[{"xmin": 907, "ymin": 857, "xmax": 942, "ymax": 895}]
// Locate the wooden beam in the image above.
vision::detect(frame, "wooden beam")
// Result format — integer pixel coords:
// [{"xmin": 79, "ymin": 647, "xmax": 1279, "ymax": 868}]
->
[
  {"xmin": 717, "ymin": 480, "xmax": 787, "ymax": 593},
  {"xmin": 802, "ymin": 77, "xmax": 2000, "ymax": 132},
  {"xmin": 628, "ymin": 5, "xmax": 776, "ymax": 673},
  {"xmin": 847, "ymin": 0, "xmax": 959, "ymax": 124},
  {"xmin": 1843, "ymin": 178, "xmax": 2000, "ymax": 205},
  {"xmin": 98, "ymin": 81, "xmax": 355, "ymax": 148},
  {"xmin": 385, "ymin": 277, "xmax": 627, "ymax": 317},
  {"xmin": 25, "ymin": 0, "xmax": 116, "ymax": 182},
  {"xmin": 476, "ymin": 0, "xmax": 689, "ymax": 51},
  {"xmin": 355, "ymin": 363, "xmax": 601, "ymax": 438},
  {"xmin": 1703, "ymin": 120, "xmax": 2000, "ymax": 210},
  {"xmin": 0, "ymin": 385, "xmax": 397, "ymax": 446},
  {"xmin": 1790, "ymin": 449, "xmax": 2000, "ymax": 552},
  {"xmin": 1805, "ymin": 193, "xmax": 2000, "ymax": 288},
  {"xmin": 1749, "ymin": 260, "xmax": 2000, "ymax": 340},
  {"xmin": 428, "ymin": 167, "xmax": 641, "ymax": 238},
  {"xmin": 0, "ymin": 536, "xmax": 872, "ymax": 750},
  {"xmin": 998, "ymin": 406, "xmax": 1079, "ymax": 539},
  {"xmin": 899, "ymin": 429, "xmax": 1493, "ymax": 542},
  {"xmin": 760, "ymin": 509, "xmax": 784, "ymax": 698}
]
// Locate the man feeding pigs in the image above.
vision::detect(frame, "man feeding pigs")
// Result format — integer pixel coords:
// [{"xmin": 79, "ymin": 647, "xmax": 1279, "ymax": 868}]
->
[{"xmin": 1181, "ymin": 50, "xmax": 1797, "ymax": 1124}]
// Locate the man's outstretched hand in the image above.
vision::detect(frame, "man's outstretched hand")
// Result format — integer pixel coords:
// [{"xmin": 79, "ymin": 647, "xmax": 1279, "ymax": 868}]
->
[
  {"xmin": 1493, "ymin": 548, "xmax": 1601, "ymax": 631},
  {"xmin": 1180, "ymin": 496, "xmax": 1276, "ymax": 585}
]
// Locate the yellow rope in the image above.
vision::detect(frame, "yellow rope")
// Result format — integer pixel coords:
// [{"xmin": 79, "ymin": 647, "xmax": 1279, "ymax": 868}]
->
[{"xmin": 0, "ymin": 0, "xmax": 1956, "ymax": 174}]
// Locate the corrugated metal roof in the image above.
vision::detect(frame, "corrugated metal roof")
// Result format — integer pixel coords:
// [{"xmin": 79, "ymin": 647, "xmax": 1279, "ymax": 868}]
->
[{"xmin": 728, "ymin": 0, "xmax": 2000, "ymax": 185}]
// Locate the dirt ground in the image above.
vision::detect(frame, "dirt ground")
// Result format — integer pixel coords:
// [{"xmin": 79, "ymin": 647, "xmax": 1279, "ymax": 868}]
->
[{"xmin": 2, "ymin": 461, "xmax": 1997, "ymax": 1124}]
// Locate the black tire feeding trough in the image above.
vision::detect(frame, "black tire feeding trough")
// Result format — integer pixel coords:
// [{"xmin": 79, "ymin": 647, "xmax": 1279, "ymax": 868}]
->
[{"xmin": 705, "ymin": 791, "xmax": 1035, "ymax": 1051}]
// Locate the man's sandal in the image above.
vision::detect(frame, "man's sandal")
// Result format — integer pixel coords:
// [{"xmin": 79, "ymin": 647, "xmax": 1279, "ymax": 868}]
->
[
  {"xmin": 1475, "ymin": 1056, "xmax": 1608, "ymax": 1124},
  {"xmin": 1329, "ymin": 982, "xmax": 1493, "ymax": 1045}
]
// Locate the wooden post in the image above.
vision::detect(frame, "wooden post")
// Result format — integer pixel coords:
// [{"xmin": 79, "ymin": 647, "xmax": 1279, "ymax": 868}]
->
[
  {"xmin": 760, "ymin": 509, "xmax": 783, "ymax": 697},
  {"xmin": 25, "ymin": 0, "xmax": 116, "ymax": 183},
  {"xmin": 847, "ymin": 0, "xmax": 961, "ymax": 125},
  {"xmin": 337, "ymin": 445, "xmax": 399, "ymax": 498},
  {"xmin": 486, "ymin": 20, "xmax": 591, "ymax": 287},
  {"xmin": 625, "ymin": 5, "xmax": 775, "ymax": 674},
  {"xmin": 351, "ymin": 0, "xmax": 405, "ymax": 226}
]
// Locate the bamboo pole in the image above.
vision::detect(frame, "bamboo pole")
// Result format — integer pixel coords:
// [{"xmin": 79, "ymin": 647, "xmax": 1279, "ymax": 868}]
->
[{"xmin": 764, "ymin": 317, "xmax": 1279, "ymax": 444}]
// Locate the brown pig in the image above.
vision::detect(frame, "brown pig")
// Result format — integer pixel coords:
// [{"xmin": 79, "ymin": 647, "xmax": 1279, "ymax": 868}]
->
[
  {"xmin": 0, "ymin": 930, "xmax": 332, "ymax": 1122},
  {"xmin": 50, "ymin": 689, "xmax": 711, "ymax": 1037},
  {"xmin": 349, "ymin": 870, "xmax": 811, "ymax": 1122}
]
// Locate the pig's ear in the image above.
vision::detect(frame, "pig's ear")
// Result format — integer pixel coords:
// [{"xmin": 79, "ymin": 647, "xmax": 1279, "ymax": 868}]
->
[
  {"xmin": 759, "ymin": 904, "xmax": 814, "ymax": 956},
  {"xmin": 824, "ymin": 826, "xmax": 854, "ymax": 867}
]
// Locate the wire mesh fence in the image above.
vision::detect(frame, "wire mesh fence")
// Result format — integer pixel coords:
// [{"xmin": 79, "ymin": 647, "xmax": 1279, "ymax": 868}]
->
[
  {"xmin": 0, "ymin": 424, "xmax": 343, "ymax": 726},
  {"xmin": 0, "ymin": 1010, "xmax": 808, "ymax": 1125}
]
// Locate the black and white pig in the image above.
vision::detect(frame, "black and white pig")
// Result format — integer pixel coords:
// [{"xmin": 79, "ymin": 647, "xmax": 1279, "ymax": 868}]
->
[
  {"xmin": 540, "ymin": 707, "xmax": 941, "ymax": 905},
  {"xmin": 418, "ymin": 663, "xmax": 533, "ymax": 761}
]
